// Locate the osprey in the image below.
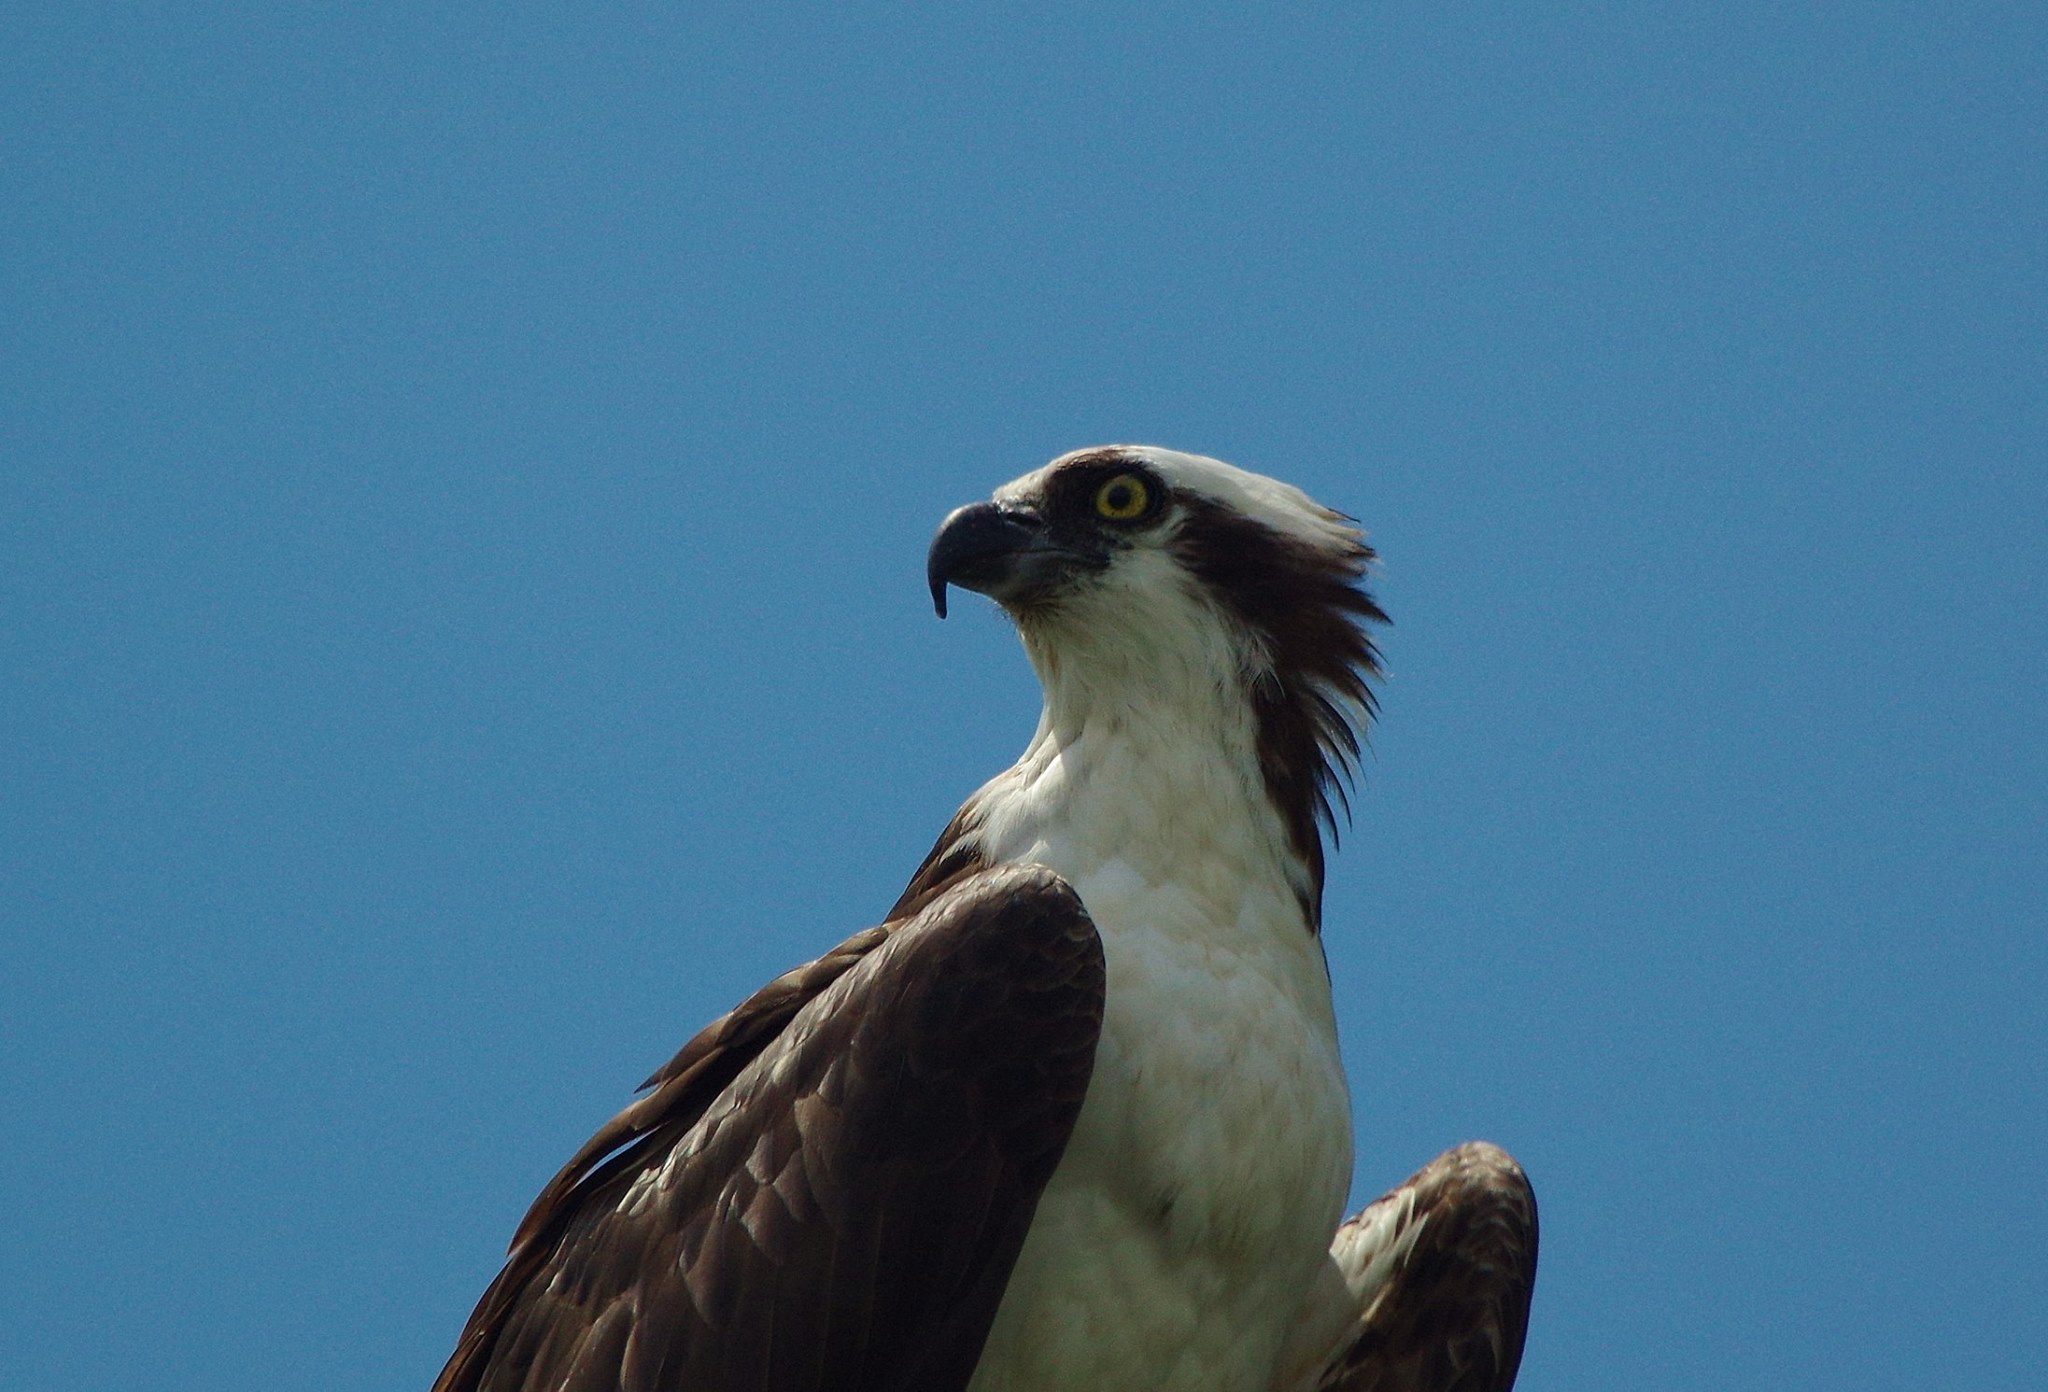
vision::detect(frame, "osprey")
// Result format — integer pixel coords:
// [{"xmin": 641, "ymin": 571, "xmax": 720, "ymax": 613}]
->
[{"xmin": 434, "ymin": 446, "xmax": 1538, "ymax": 1392}]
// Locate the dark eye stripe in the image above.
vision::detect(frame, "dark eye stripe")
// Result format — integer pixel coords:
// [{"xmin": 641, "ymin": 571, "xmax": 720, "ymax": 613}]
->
[{"xmin": 1042, "ymin": 455, "xmax": 1168, "ymax": 527}]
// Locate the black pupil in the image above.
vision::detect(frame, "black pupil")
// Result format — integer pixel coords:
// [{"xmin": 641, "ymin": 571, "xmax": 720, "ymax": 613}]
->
[{"xmin": 1106, "ymin": 483, "xmax": 1134, "ymax": 512}]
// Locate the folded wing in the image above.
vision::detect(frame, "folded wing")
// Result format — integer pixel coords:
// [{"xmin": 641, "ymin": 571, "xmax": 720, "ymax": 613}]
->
[
  {"xmin": 1313, "ymin": 1143, "xmax": 1539, "ymax": 1392},
  {"xmin": 433, "ymin": 864, "xmax": 1105, "ymax": 1392}
]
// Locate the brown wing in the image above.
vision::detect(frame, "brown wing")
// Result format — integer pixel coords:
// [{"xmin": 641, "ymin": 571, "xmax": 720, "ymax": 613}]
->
[
  {"xmin": 1315, "ymin": 1142, "xmax": 1539, "ymax": 1392},
  {"xmin": 433, "ymin": 863, "xmax": 1103, "ymax": 1392}
]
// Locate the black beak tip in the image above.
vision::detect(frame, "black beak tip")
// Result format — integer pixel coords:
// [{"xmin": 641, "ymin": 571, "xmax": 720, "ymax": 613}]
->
[
  {"xmin": 927, "ymin": 500, "xmax": 1044, "ymax": 620},
  {"xmin": 927, "ymin": 503, "xmax": 979, "ymax": 618}
]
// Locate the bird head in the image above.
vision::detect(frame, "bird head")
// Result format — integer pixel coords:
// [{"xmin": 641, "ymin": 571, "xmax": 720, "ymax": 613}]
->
[{"xmin": 928, "ymin": 445, "xmax": 1388, "ymax": 875}]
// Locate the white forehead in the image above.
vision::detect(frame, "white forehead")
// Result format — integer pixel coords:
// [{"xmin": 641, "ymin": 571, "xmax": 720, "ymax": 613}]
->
[{"xmin": 993, "ymin": 444, "xmax": 1359, "ymax": 550}]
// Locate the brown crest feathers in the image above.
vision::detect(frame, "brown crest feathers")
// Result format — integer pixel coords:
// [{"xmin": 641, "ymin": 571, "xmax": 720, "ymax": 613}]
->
[{"xmin": 1168, "ymin": 496, "xmax": 1387, "ymax": 925}]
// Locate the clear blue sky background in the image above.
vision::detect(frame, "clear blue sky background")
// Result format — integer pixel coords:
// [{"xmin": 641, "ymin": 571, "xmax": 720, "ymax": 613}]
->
[{"xmin": 4, "ymin": 6, "xmax": 2042, "ymax": 1389}]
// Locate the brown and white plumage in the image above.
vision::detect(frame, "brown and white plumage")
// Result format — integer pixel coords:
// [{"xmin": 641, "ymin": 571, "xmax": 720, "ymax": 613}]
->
[
  {"xmin": 435, "ymin": 867, "xmax": 1104, "ymax": 1392},
  {"xmin": 431, "ymin": 446, "xmax": 1537, "ymax": 1392},
  {"xmin": 1309, "ymin": 1144, "xmax": 1539, "ymax": 1392}
]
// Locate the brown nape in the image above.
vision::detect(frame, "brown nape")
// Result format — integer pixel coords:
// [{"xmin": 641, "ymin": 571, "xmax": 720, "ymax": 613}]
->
[{"xmin": 1167, "ymin": 497, "xmax": 1387, "ymax": 927}]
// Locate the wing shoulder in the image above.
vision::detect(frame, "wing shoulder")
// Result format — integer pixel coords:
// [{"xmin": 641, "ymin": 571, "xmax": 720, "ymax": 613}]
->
[{"xmin": 435, "ymin": 864, "xmax": 1103, "ymax": 1392}]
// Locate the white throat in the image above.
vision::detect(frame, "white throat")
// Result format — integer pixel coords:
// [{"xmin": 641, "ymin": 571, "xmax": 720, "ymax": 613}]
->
[
  {"xmin": 942, "ymin": 444, "xmax": 1373, "ymax": 1391},
  {"xmin": 970, "ymin": 565, "xmax": 1313, "ymax": 924},
  {"xmin": 957, "ymin": 551, "xmax": 1351, "ymax": 1392}
]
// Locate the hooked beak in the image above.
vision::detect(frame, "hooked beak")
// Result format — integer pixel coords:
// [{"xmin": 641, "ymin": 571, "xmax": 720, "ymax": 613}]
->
[{"xmin": 926, "ymin": 502, "xmax": 1057, "ymax": 618}]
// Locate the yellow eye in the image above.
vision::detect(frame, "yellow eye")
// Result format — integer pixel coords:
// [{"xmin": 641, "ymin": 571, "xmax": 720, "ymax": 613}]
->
[{"xmin": 1094, "ymin": 474, "xmax": 1151, "ymax": 522}]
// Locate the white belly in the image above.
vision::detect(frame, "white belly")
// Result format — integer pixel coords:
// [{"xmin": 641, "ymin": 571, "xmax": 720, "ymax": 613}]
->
[{"xmin": 966, "ymin": 863, "xmax": 1353, "ymax": 1392}]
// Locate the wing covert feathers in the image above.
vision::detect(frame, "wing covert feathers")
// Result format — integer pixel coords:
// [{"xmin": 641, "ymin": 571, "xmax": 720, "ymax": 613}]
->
[
  {"xmin": 433, "ymin": 865, "xmax": 1104, "ymax": 1392},
  {"xmin": 1315, "ymin": 1143, "xmax": 1539, "ymax": 1392}
]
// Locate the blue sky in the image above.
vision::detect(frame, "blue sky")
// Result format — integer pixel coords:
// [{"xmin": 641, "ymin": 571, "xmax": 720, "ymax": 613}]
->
[{"xmin": 3, "ymin": 5, "xmax": 2042, "ymax": 1388}]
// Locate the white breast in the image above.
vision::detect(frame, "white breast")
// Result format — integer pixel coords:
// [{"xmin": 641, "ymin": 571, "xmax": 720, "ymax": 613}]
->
[{"xmin": 963, "ymin": 721, "xmax": 1353, "ymax": 1392}]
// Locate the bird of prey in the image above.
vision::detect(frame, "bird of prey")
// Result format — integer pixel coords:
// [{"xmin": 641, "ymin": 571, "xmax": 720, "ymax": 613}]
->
[{"xmin": 433, "ymin": 446, "xmax": 1538, "ymax": 1392}]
